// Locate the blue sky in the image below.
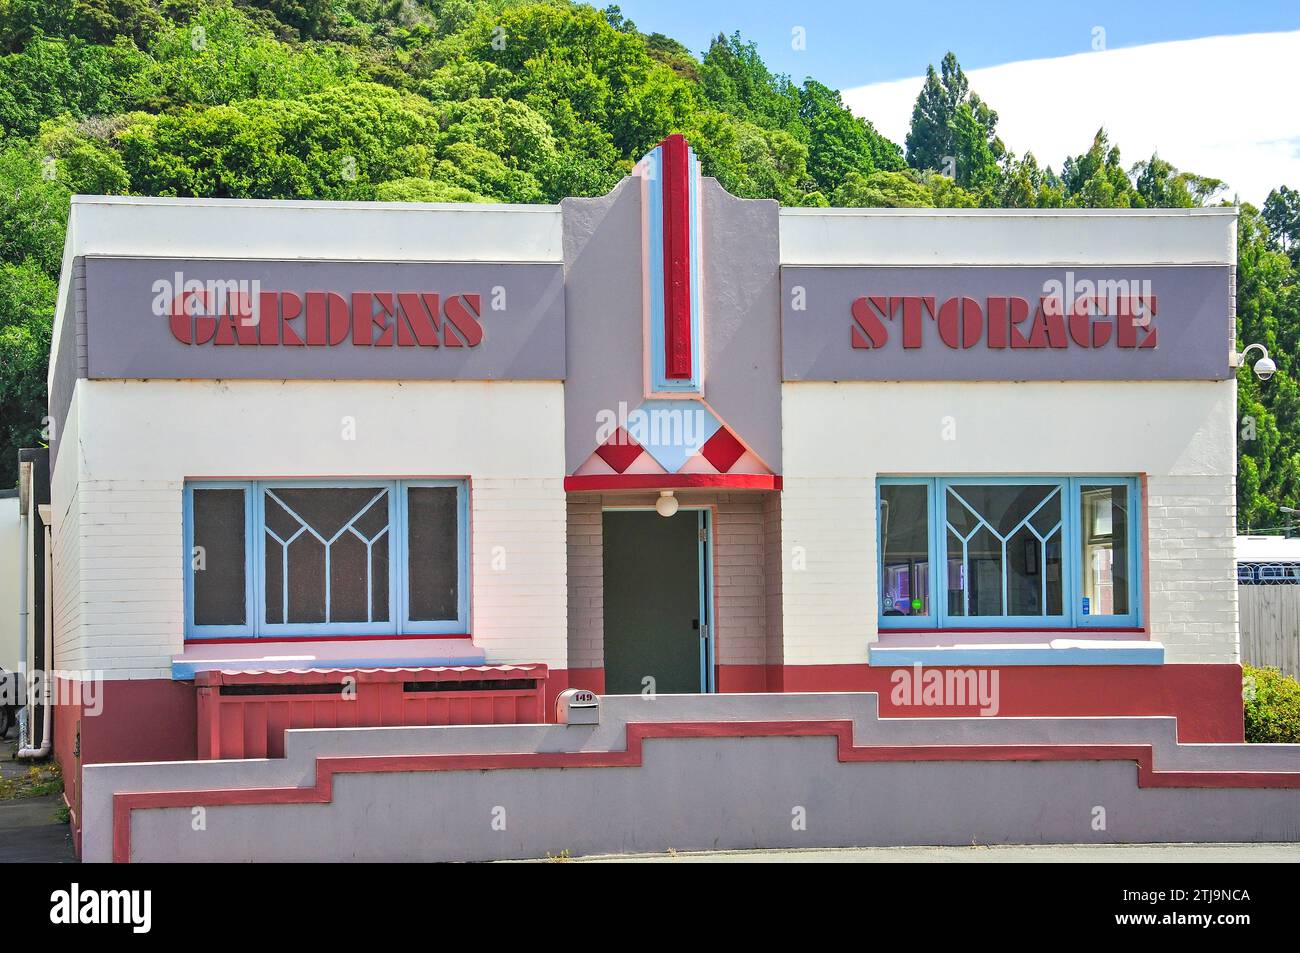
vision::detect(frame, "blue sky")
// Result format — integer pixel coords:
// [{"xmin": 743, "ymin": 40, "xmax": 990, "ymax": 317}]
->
[
  {"xmin": 610, "ymin": 1, "xmax": 1300, "ymax": 202},
  {"xmin": 610, "ymin": 0, "xmax": 1300, "ymax": 88}
]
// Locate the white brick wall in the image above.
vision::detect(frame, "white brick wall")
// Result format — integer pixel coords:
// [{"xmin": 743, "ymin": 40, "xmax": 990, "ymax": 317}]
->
[
  {"xmin": 53, "ymin": 479, "xmax": 192, "ymax": 679},
  {"xmin": 712, "ymin": 494, "xmax": 772, "ymax": 666},
  {"xmin": 782, "ymin": 380, "xmax": 1239, "ymax": 666},
  {"xmin": 1145, "ymin": 475, "xmax": 1239, "ymax": 664},
  {"xmin": 55, "ymin": 379, "xmax": 566, "ymax": 678},
  {"xmin": 566, "ymin": 496, "xmax": 603, "ymax": 671},
  {"xmin": 779, "ymin": 479, "xmax": 874, "ymax": 665},
  {"xmin": 763, "ymin": 493, "xmax": 784, "ymax": 668},
  {"xmin": 470, "ymin": 478, "xmax": 567, "ymax": 668},
  {"xmin": 51, "ymin": 483, "xmax": 85, "ymax": 674}
]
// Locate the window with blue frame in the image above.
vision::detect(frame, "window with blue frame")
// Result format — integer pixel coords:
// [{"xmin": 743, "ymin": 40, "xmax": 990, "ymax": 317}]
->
[
  {"xmin": 185, "ymin": 480, "xmax": 468, "ymax": 638},
  {"xmin": 878, "ymin": 477, "xmax": 1141, "ymax": 630}
]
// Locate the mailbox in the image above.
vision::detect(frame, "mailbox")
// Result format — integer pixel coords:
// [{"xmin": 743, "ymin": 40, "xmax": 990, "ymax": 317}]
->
[{"xmin": 556, "ymin": 688, "xmax": 600, "ymax": 726}]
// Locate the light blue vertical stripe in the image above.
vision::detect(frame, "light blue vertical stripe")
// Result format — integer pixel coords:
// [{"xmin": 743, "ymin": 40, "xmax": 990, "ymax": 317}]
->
[
  {"xmin": 684, "ymin": 148, "xmax": 702, "ymax": 391},
  {"xmin": 646, "ymin": 146, "xmax": 667, "ymax": 389},
  {"xmin": 646, "ymin": 143, "xmax": 703, "ymax": 393}
]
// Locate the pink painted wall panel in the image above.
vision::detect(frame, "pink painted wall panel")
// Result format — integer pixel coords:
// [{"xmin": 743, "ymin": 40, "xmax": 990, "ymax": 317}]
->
[{"xmin": 195, "ymin": 666, "xmax": 548, "ymax": 759}]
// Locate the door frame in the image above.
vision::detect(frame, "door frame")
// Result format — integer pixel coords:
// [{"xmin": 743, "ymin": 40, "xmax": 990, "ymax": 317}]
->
[{"xmin": 601, "ymin": 505, "xmax": 716, "ymax": 693}]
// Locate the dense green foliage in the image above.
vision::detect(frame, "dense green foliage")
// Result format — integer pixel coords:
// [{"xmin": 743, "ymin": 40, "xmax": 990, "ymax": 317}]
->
[
  {"xmin": 0, "ymin": 0, "xmax": 1296, "ymax": 517},
  {"xmin": 1243, "ymin": 665, "xmax": 1300, "ymax": 744}
]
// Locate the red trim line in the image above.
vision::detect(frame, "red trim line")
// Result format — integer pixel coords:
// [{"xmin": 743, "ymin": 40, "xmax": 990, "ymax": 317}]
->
[
  {"xmin": 194, "ymin": 664, "xmax": 545, "ymax": 687},
  {"xmin": 883, "ymin": 627, "xmax": 1146, "ymax": 636},
  {"xmin": 111, "ymin": 719, "xmax": 1300, "ymax": 862},
  {"xmin": 660, "ymin": 133, "xmax": 692, "ymax": 379},
  {"xmin": 564, "ymin": 474, "xmax": 781, "ymax": 492},
  {"xmin": 183, "ymin": 633, "xmax": 473, "ymax": 646}
]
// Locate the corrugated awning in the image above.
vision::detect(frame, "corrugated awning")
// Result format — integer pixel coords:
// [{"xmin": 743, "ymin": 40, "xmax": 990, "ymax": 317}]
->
[{"xmin": 172, "ymin": 637, "xmax": 487, "ymax": 680}]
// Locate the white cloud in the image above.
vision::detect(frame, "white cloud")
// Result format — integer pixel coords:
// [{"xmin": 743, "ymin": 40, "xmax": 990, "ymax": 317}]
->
[{"xmin": 842, "ymin": 31, "xmax": 1300, "ymax": 206}]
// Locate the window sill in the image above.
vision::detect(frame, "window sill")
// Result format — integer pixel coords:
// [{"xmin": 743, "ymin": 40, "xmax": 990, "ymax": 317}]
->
[
  {"xmin": 172, "ymin": 636, "xmax": 486, "ymax": 680},
  {"xmin": 869, "ymin": 633, "xmax": 1163, "ymax": 667}
]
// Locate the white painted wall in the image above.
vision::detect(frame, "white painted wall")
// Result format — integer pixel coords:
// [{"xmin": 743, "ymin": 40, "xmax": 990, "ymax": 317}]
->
[
  {"xmin": 51, "ymin": 379, "xmax": 567, "ymax": 678},
  {"xmin": 780, "ymin": 380, "xmax": 1238, "ymax": 665},
  {"xmin": 50, "ymin": 195, "xmax": 563, "ymax": 392},
  {"xmin": 780, "ymin": 207, "xmax": 1237, "ymax": 266},
  {"xmin": 0, "ymin": 496, "xmax": 19, "ymax": 672},
  {"xmin": 51, "ymin": 394, "xmax": 84, "ymax": 681}
]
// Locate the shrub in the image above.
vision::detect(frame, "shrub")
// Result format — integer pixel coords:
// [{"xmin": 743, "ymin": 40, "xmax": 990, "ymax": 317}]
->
[{"xmin": 1243, "ymin": 665, "xmax": 1300, "ymax": 744}]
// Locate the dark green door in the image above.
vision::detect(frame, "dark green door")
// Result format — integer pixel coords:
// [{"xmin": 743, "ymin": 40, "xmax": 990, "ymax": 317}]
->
[{"xmin": 603, "ymin": 509, "xmax": 703, "ymax": 695}]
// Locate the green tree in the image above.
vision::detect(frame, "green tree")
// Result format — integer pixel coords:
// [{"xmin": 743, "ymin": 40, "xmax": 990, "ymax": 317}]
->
[
  {"xmin": 698, "ymin": 32, "xmax": 800, "ymax": 134},
  {"xmin": 643, "ymin": 32, "xmax": 698, "ymax": 84},
  {"xmin": 1236, "ymin": 201, "xmax": 1300, "ymax": 528},
  {"xmin": 436, "ymin": 3, "xmax": 694, "ymax": 170},
  {"xmin": 1132, "ymin": 153, "xmax": 1224, "ymax": 209},
  {"xmin": 0, "ymin": 34, "xmax": 147, "ymax": 137},
  {"xmin": 799, "ymin": 79, "xmax": 902, "ymax": 194},
  {"xmin": 0, "ymin": 141, "xmax": 65, "ymax": 486},
  {"xmin": 0, "ymin": 258, "xmax": 57, "ymax": 329},
  {"xmin": 119, "ymin": 82, "xmax": 447, "ymax": 199},
  {"xmin": 686, "ymin": 109, "xmax": 806, "ymax": 203},
  {"xmin": 832, "ymin": 170, "xmax": 930, "ymax": 208},
  {"xmin": 132, "ymin": 6, "xmax": 357, "ymax": 111},
  {"xmin": 994, "ymin": 151, "xmax": 1063, "ymax": 208},
  {"xmin": 904, "ymin": 51, "xmax": 1001, "ymax": 192},
  {"xmin": 1060, "ymin": 128, "xmax": 1140, "ymax": 207},
  {"xmin": 374, "ymin": 177, "xmax": 496, "ymax": 203},
  {"xmin": 1263, "ymin": 185, "xmax": 1300, "ymax": 265},
  {"xmin": 0, "ymin": 140, "xmax": 70, "ymax": 275},
  {"xmin": 0, "ymin": 318, "xmax": 50, "ymax": 485},
  {"xmin": 37, "ymin": 114, "xmax": 132, "ymax": 193}
]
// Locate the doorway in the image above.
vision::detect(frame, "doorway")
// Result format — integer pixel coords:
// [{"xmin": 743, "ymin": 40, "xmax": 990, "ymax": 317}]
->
[{"xmin": 602, "ymin": 508, "xmax": 712, "ymax": 695}]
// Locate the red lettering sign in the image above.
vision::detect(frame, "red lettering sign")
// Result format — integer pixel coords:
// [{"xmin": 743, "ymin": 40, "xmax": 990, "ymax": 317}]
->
[
  {"xmin": 167, "ymin": 290, "xmax": 487, "ymax": 349},
  {"xmin": 849, "ymin": 291, "xmax": 1159, "ymax": 352}
]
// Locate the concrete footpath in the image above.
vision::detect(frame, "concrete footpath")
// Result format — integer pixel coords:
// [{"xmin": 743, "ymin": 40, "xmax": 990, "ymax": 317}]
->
[
  {"xmin": 0, "ymin": 747, "xmax": 76, "ymax": 863},
  {"xmin": 544, "ymin": 843, "xmax": 1300, "ymax": 863},
  {"xmin": 0, "ymin": 794, "xmax": 76, "ymax": 863}
]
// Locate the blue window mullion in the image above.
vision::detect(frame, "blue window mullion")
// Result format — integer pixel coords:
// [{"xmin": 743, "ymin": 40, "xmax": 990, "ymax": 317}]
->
[
  {"xmin": 390, "ymin": 480, "xmax": 403, "ymax": 636},
  {"xmin": 939, "ymin": 476, "xmax": 1069, "ymax": 628},
  {"xmin": 1064, "ymin": 477, "xmax": 1080, "ymax": 626},
  {"xmin": 399, "ymin": 479, "xmax": 470, "ymax": 635},
  {"xmin": 182, "ymin": 484, "xmax": 194, "ymax": 638},
  {"xmin": 459, "ymin": 482, "xmax": 470, "ymax": 631},
  {"xmin": 882, "ymin": 475, "xmax": 1143, "ymax": 631},
  {"xmin": 185, "ymin": 481, "xmax": 257, "ymax": 640},
  {"xmin": 188, "ymin": 477, "xmax": 469, "ymax": 640},
  {"xmin": 1070, "ymin": 476, "xmax": 1142, "ymax": 629},
  {"xmin": 247, "ymin": 482, "xmax": 259, "ymax": 637},
  {"xmin": 1131, "ymin": 479, "xmax": 1143, "ymax": 626},
  {"xmin": 927, "ymin": 477, "xmax": 940, "ymax": 630},
  {"xmin": 323, "ymin": 539, "xmax": 332, "ymax": 624},
  {"xmin": 253, "ymin": 480, "xmax": 265, "ymax": 637},
  {"xmin": 878, "ymin": 477, "xmax": 939, "ymax": 630}
]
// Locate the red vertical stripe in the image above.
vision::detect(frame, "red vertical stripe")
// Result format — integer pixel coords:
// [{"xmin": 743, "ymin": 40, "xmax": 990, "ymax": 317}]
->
[{"xmin": 661, "ymin": 134, "xmax": 693, "ymax": 379}]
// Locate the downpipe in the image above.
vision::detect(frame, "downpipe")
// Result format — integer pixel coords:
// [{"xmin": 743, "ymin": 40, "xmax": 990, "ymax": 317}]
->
[{"xmin": 16, "ymin": 463, "xmax": 50, "ymax": 759}]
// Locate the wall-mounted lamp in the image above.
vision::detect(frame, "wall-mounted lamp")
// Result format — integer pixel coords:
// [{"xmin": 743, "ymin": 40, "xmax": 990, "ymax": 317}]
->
[
  {"xmin": 1232, "ymin": 343, "xmax": 1276, "ymax": 381},
  {"xmin": 655, "ymin": 490, "xmax": 679, "ymax": 518}
]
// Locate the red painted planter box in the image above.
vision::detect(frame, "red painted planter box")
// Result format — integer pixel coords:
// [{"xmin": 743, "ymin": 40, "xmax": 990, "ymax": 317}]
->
[{"xmin": 195, "ymin": 665, "xmax": 548, "ymax": 759}]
